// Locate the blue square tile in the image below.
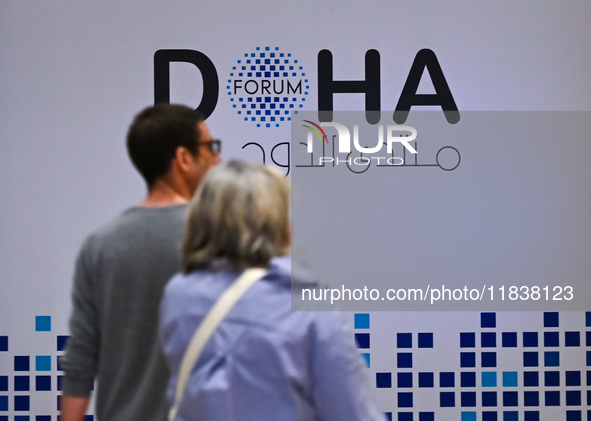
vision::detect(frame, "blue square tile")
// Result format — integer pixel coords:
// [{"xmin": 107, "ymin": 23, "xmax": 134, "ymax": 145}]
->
[
  {"xmin": 0, "ymin": 396, "xmax": 7, "ymax": 411},
  {"xmin": 482, "ymin": 352, "xmax": 497, "ymax": 367},
  {"xmin": 14, "ymin": 376, "xmax": 29, "ymax": 391},
  {"xmin": 461, "ymin": 412, "xmax": 477, "ymax": 421},
  {"xmin": 565, "ymin": 371, "xmax": 581, "ymax": 386},
  {"xmin": 361, "ymin": 353, "xmax": 370, "ymax": 367},
  {"xmin": 0, "ymin": 377, "xmax": 7, "ymax": 391},
  {"xmin": 397, "ymin": 333, "xmax": 412, "ymax": 348},
  {"xmin": 460, "ymin": 332, "xmax": 475, "ymax": 348},
  {"xmin": 398, "ymin": 373, "xmax": 412, "ymax": 388},
  {"xmin": 461, "ymin": 352, "xmax": 476, "ymax": 367},
  {"xmin": 523, "ymin": 332, "xmax": 538, "ymax": 347},
  {"xmin": 440, "ymin": 372, "xmax": 455, "ymax": 387},
  {"xmin": 376, "ymin": 373, "xmax": 392, "ymax": 388},
  {"xmin": 14, "ymin": 395, "xmax": 29, "ymax": 411},
  {"xmin": 481, "ymin": 312, "xmax": 496, "ymax": 328},
  {"xmin": 461, "ymin": 372, "xmax": 476, "ymax": 387},
  {"xmin": 524, "ymin": 371, "xmax": 539, "ymax": 386},
  {"xmin": 566, "ymin": 391, "xmax": 581, "ymax": 406},
  {"xmin": 587, "ymin": 351, "xmax": 591, "ymax": 366},
  {"xmin": 57, "ymin": 336, "xmax": 69, "ymax": 351},
  {"xmin": 482, "ymin": 371, "xmax": 497, "ymax": 387},
  {"xmin": 544, "ymin": 351, "xmax": 559, "ymax": 367},
  {"xmin": 57, "ymin": 375, "xmax": 63, "ymax": 391},
  {"xmin": 482, "ymin": 332, "xmax": 496, "ymax": 347},
  {"xmin": 502, "ymin": 371, "xmax": 518, "ymax": 387},
  {"xmin": 586, "ymin": 331, "xmax": 591, "ymax": 346},
  {"xmin": 14, "ymin": 417, "xmax": 29, "ymax": 421},
  {"xmin": 14, "ymin": 356, "xmax": 29, "ymax": 371},
  {"xmin": 418, "ymin": 333, "xmax": 433, "ymax": 348},
  {"xmin": 57, "ymin": 356, "xmax": 64, "ymax": 371},
  {"xmin": 0, "ymin": 337, "xmax": 7, "ymax": 352},
  {"xmin": 503, "ymin": 391, "xmax": 518, "ymax": 407},
  {"xmin": 524, "ymin": 411, "xmax": 540, "ymax": 421},
  {"xmin": 524, "ymin": 391, "xmax": 539, "ymax": 406},
  {"xmin": 397, "ymin": 353, "xmax": 412, "ymax": 368},
  {"xmin": 587, "ymin": 371, "xmax": 591, "ymax": 386},
  {"xmin": 587, "ymin": 312, "xmax": 591, "ymax": 326},
  {"xmin": 566, "ymin": 411, "xmax": 581, "ymax": 421},
  {"xmin": 440, "ymin": 392, "xmax": 455, "ymax": 407},
  {"xmin": 544, "ymin": 312, "xmax": 559, "ymax": 327},
  {"xmin": 398, "ymin": 392, "xmax": 413, "ymax": 408},
  {"xmin": 418, "ymin": 413, "xmax": 434, "ymax": 421},
  {"xmin": 36, "ymin": 356, "xmax": 51, "ymax": 371},
  {"xmin": 503, "ymin": 411, "xmax": 518, "ymax": 421},
  {"xmin": 36, "ymin": 417, "xmax": 51, "ymax": 421},
  {"xmin": 418, "ymin": 372, "xmax": 434, "ymax": 388},
  {"xmin": 544, "ymin": 331, "xmax": 559, "ymax": 347},
  {"xmin": 482, "ymin": 412, "xmax": 498, "ymax": 421},
  {"xmin": 384, "ymin": 412, "xmax": 392, "ymax": 421},
  {"xmin": 461, "ymin": 392, "xmax": 476, "ymax": 407},
  {"xmin": 565, "ymin": 331, "xmax": 580, "ymax": 347},
  {"xmin": 545, "ymin": 390, "xmax": 560, "ymax": 406},
  {"xmin": 502, "ymin": 332, "xmax": 517, "ymax": 347},
  {"xmin": 523, "ymin": 352, "xmax": 538, "ymax": 367},
  {"xmin": 397, "ymin": 413, "xmax": 411, "ymax": 421},
  {"xmin": 354, "ymin": 314, "xmax": 369, "ymax": 329},
  {"xmin": 35, "ymin": 316, "xmax": 51, "ymax": 332},
  {"xmin": 545, "ymin": 371, "xmax": 560, "ymax": 386},
  {"xmin": 355, "ymin": 333, "xmax": 370, "ymax": 349},
  {"xmin": 36, "ymin": 376, "xmax": 51, "ymax": 391},
  {"xmin": 482, "ymin": 392, "xmax": 497, "ymax": 407}
]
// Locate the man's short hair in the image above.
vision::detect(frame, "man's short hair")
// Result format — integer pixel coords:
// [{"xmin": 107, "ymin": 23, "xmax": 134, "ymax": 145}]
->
[
  {"xmin": 182, "ymin": 160, "xmax": 290, "ymax": 272},
  {"xmin": 127, "ymin": 104, "xmax": 204, "ymax": 187}
]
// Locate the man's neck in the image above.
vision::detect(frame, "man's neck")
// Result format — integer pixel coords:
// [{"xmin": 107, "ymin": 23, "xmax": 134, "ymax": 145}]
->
[{"xmin": 140, "ymin": 179, "xmax": 190, "ymax": 207}]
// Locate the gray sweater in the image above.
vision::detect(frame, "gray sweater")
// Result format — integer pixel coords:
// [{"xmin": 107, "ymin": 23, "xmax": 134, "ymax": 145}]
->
[{"xmin": 62, "ymin": 205, "xmax": 187, "ymax": 421}]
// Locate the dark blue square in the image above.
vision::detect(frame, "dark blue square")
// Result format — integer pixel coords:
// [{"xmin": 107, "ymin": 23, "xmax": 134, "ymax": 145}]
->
[
  {"xmin": 588, "ymin": 390, "xmax": 591, "ymax": 405},
  {"xmin": 397, "ymin": 353, "xmax": 412, "ymax": 368},
  {"xmin": 14, "ymin": 395, "xmax": 30, "ymax": 411},
  {"xmin": 565, "ymin": 331, "xmax": 580, "ymax": 347},
  {"xmin": 57, "ymin": 394, "xmax": 61, "ymax": 410},
  {"xmin": 566, "ymin": 371, "xmax": 581, "ymax": 386},
  {"xmin": 440, "ymin": 372, "xmax": 455, "ymax": 387},
  {"xmin": 566, "ymin": 391, "xmax": 581, "ymax": 406},
  {"xmin": 544, "ymin": 371, "xmax": 559, "ymax": 386},
  {"xmin": 524, "ymin": 391, "xmax": 539, "ymax": 406},
  {"xmin": 544, "ymin": 331, "xmax": 559, "ymax": 347},
  {"xmin": 397, "ymin": 333, "xmax": 412, "ymax": 348},
  {"xmin": 385, "ymin": 412, "xmax": 392, "ymax": 421},
  {"xmin": 0, "ymin": 336, "xmax": 7, "ymax": 351},
  {"xmin": 398, "ymin": 373, "xmax": 412, "ymax": 388},
  {"xmin": 524, "ymin": 411, "xmax": 540, "ymax": 421},
  {"xmin": 544, "ymin": 312, "xmax": 559, "ymax": 327},
  {"xmin": 482, "ymin": 412, "xmax": 498, "ymax": 421},
  {"xmin": 523, "ymin": 352, "xmax": 538, "ymax": 367},
  {"xmin": 586, "ymin": 371, "xmax": 591, "ymax": 386},
  {"xmin": 585, "ymin": 312, "xmax": 590, "ymax": 327},
  {"xmin": 397, "ymin": 413, "xmax": 412, "ymax": 421},
  {"xmin": 523, "ymin": 332, "xmax": 538, "ymax": 347},
  {"xmin": 503, "ymin": 412, "xmax": 518, "ymax": 421},
  {"xmin": 440, "ymin": 392, "xmax": 455, "ymax": 407},
  {"xmin": 481, "ymin": 312, "xmax": 496, "ymax": 328},
  {"xmin": 461, "ymin": 352, "xmax": 476, "ymax": 367},
  {"xmin": 355, "ymin": 333, "xmax": 370, "ymax": 349},
  {"xmin": 36, "ymin": 376, "xmax": 51, "ymax": 391},
  {"xmin": 482, "ymin": 352, "xmax": 497, "ymax": 367},
  {"xmin": 545, "ymin": 391, "xmax": 560, "ymax": 406},
  {"xmin": 36, "ymin": 417, "xmax": 51, "ymax": 421},
  {"xmin": 57, "ymin": 376, "xmax": 63, "ymax": 391},
  {"xmin": 503, "ymin": 391, "xmax": 518, "ymax": 406},
  {"xmin": 481, "ymin": 332, "xmax": 496, "ymax": 347},
  {"xmin": 502, "ymin": 332, "xmax": 517, "ymax": 347},
  {"xmin": 0, "ymin": 396, "xmax": 6, "ymax": 411},
  {"xmin": 57, "ymin": 355, "xmax": 64, "ymax": 371},
  {"xmin": 461, "ymin": 372, "xmax": 476, "ymax": 387},
  {"xmin": 14, "ymin": 376, "xmax": 29, "ymax": 391},
  {"xmin": 376, "ymin": 372, "xmax": 392, "ymax": 388},
  {"xmin": 0, "ymin": 376, "xmax": 7, "ymax": 391},
  {"xmin": 524, "ymin": 371, "xmax": 539, "ymax": 386},
  {"xmin": 418, "ymin": 372, "xmax": 434, "ymax": 388},
  {"xmin": 418, "ymin": 413, "xmax": 434, "ymax": 421},
  {"xmin": 14, "ymin": 356, "xmax": 29, "ymax": 371},
  {"xmin": 418, "ymin": 333, "xmax": 433, "ymax": 348},
  {"xmin": 398, "ymin": 392, "xmax": 413, "ymax": 408},
  {"xmin": 461, "ymin": 392, "xmax": 476, "ymax": 407},
  {"xmin": 461, "ymin": 332, "xmax": 476, "ymax": 347},
  {"xmin": 482, "ymin": 392, "xmax": 497, "ymax": 407},
  {"xmin": 544, "ymin": 351, "xmax": 559, "ymax": 367},
  {"xmin": 565, "ymin": 411, "xmax": 581, "ymax": 421},
  {"xmin": 587, "ymin": 332, "xmax": 591, "ymax": 346}
]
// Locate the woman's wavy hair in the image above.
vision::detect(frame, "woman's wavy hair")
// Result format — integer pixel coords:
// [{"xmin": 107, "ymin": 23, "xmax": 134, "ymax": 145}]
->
[{"xmin": 182, "ymin": 159, "xmax": 290, "ymax": 272}]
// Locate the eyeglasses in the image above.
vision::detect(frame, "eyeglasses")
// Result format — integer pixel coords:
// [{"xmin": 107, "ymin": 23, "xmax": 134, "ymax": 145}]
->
[{"xmin": 198, "ymin": 139, "xmax": 221, "ymax": 155}]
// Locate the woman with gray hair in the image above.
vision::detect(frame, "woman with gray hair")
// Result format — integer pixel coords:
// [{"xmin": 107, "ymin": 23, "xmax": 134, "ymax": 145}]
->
[{"xmin": 160, "ymin": 160, "xmax": 384, "ymax": 421}]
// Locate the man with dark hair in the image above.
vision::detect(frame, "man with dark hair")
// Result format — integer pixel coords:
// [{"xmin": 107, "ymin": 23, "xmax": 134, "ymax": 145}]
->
[{"xmin": 60, "ymin": 104, "xmax": 221, "ymax": 421}]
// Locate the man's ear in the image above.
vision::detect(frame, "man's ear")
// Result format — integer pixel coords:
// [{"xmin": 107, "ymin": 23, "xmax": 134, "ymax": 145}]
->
[{"xmin": 173, "ymin": 146, "xmax": 197, "ymax": 173}]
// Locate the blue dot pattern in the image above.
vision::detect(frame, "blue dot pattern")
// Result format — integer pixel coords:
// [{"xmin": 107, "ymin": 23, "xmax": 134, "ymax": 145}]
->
[{"xmin": 226, "ymin": 47, "xmax": 308, "ymax": 128}]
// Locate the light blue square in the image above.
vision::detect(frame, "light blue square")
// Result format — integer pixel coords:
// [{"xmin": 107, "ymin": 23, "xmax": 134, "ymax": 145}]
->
[
  {"xmin": 482, "ymin": 372, "xmax": 497, "ymax": 387},
  {"xmin": 361, "ymin": 353, "xmax": 370, "ymax": 367},
  {"xmin": 354, "ymin": 314, "xmax": 370, "ymax": 329},
  {"xmin": 503, "ymin": 371, "xmax": 518, "ymax": 387},
  {"xmin": 462, "ymin": 412, "xmax": 477, "ymax": 421},
  {"xmin": 544, "ymin": 351, "xmax": 559, "ymax": 367},
  {"xmin": 36, "ymin": 356, "xmax": 51, "ymax": 371},
  {"xmin": 35, "ymin": 316, "xmax": 51, "ymax": 332}
]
